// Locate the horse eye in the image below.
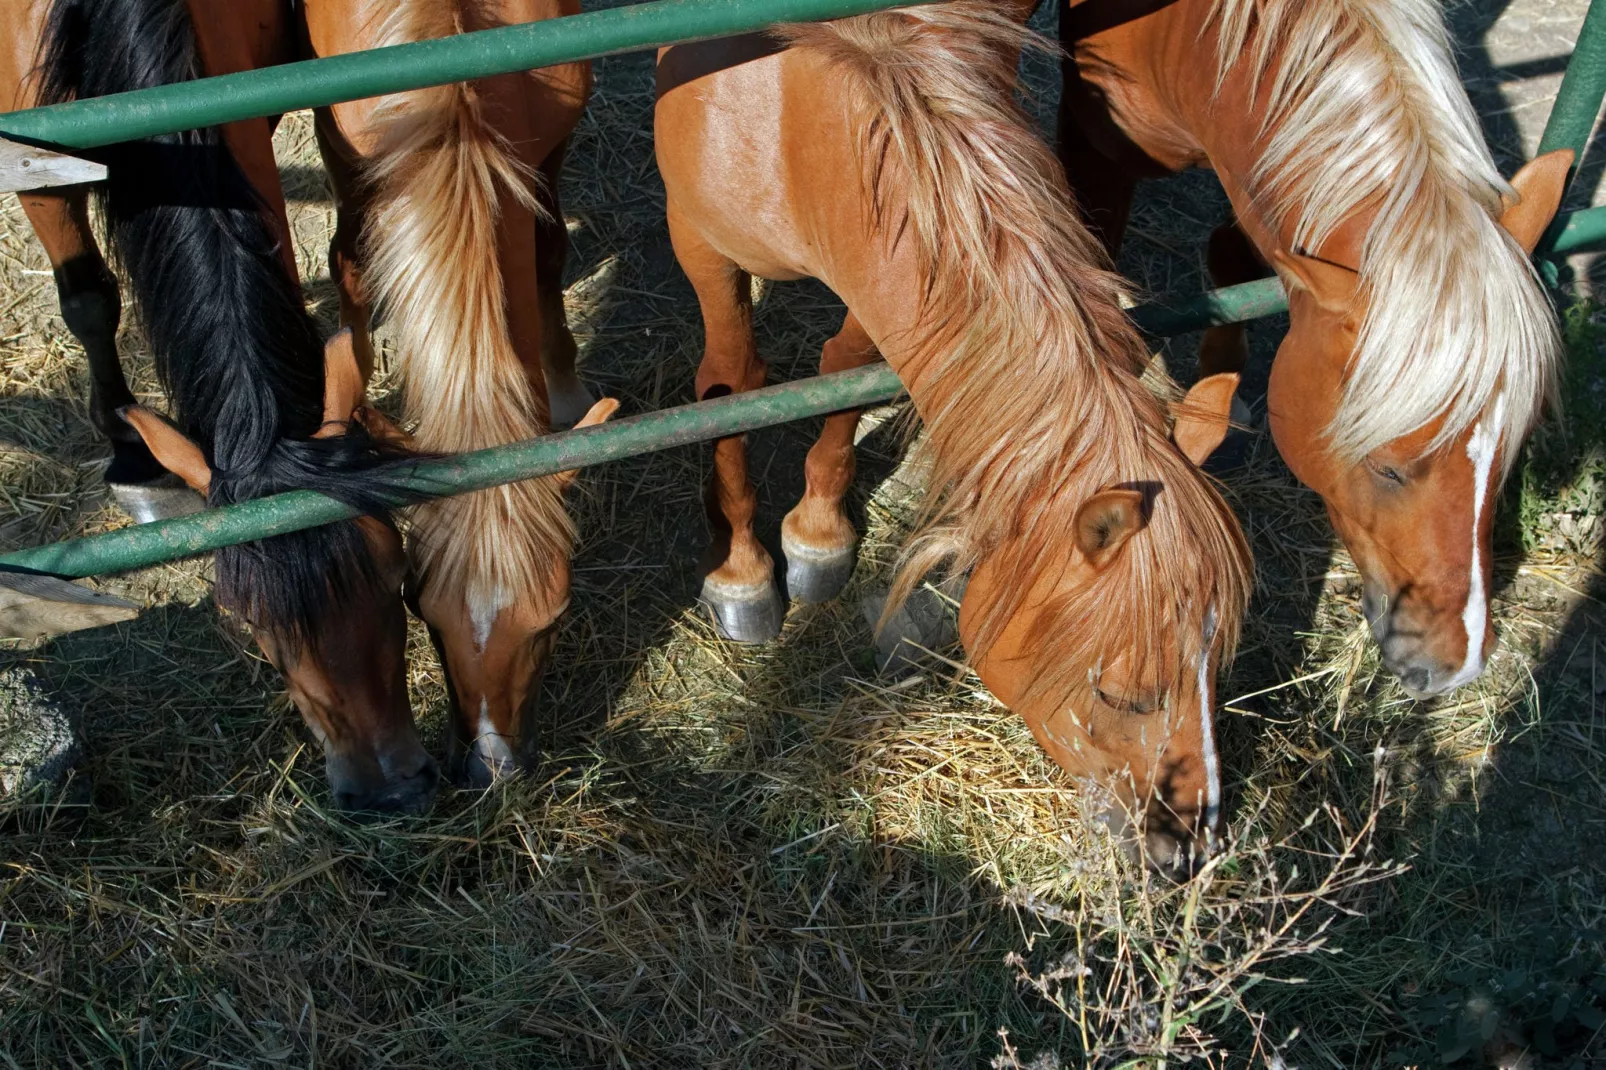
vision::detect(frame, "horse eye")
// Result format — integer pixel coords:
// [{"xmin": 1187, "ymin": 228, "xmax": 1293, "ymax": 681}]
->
[
  {"xmin": 1365, "ymin": 458, "xmax": 1406, "ymax": 486},
  {"xmin": 1094, "ymin": 686, "xmax": 1162, "ymax": 715}
]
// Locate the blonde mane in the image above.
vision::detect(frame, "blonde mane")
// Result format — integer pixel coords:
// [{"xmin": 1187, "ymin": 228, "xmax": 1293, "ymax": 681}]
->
[
  {"xmin": 361, "ymin": 0, "xmax": 572, "ymax": 615},
  {"xmin": 1209, "ymin": 0, "xmax": 1560, "ymax": 466},
  {"xmin": 782, "ymin": 4, "xmax": 1253, "ymax": 705}
]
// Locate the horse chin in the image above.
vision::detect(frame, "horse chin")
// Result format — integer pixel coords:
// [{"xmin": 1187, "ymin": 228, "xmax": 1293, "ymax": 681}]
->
[
  {"xmin": 1363, "ymin": 582, "xmax": 1475, "ymax": 699},
  {"xmin": 1095, "ymin": 793, "xmax": 1214, "ymax": 882},
  {"xmin": 326, "ymin": 747, "xmax": 440, "ymax": 819}
]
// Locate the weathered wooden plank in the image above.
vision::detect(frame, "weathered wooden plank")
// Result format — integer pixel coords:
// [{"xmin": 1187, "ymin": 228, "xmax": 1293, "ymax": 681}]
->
[
  {"xmin": 0, "ymin": 137, "xmax": 105, "ymax": 192},
  {"xmin": 0, "ymin": 570, "xmax": 138, "ymax": 639}
]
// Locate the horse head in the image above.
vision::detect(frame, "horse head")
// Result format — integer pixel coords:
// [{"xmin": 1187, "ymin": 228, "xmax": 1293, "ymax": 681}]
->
[
  {"xmin": 1265, "ymin": 151, "xmax": 1569, "ymax": 698},
  {"xmin": 963, "ymin": 373, "xmax": 1250, "ymax": 878},
  {"xmin": 123, "ymin": 331, "xmax": 435, "ymax": 815}
]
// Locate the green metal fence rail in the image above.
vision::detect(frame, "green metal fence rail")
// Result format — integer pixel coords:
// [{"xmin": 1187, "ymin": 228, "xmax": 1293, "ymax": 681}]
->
[
  {"xmin": 0, "ymin": 0, "xmax": 1603, "ymax": 582},
  {"xmin": 0, "ymin": 0, "xmax": 939, "ymax": 149}
]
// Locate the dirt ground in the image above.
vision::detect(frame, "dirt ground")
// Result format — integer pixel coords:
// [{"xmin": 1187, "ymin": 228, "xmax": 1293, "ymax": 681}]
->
[{"xmin": 1, "ymin": 1, "xmax": 1604, "ymax": 1066}]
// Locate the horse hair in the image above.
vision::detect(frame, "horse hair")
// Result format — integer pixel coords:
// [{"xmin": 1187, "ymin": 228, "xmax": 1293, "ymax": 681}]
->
[
  {"xmin": 780, "ymin": 3, "xmax": 1253, "ymax": 709},
  {"xmin": 358, "ymin": 0, "xmax": 573, "ymax": 627},
  {"xmin": 37, "ymin": 0, "xmax": 417, "ymax": 646},
  {"xmin": 1209, "ymin": 0, "xmax": 1560, "ymax": 467}
]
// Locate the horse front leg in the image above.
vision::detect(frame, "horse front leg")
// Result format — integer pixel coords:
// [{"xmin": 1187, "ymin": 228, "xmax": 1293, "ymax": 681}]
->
[
  {"xmin": 780, "ymin": 312, "xmax": 879, "ymax": 603},
  {"xmin": 1197, "ymin": 220, "xmax": 1269, "ymax": 381},
  {"xmin": 532, "ymin": 136, "xmax": 596, "ymax": 430},
  {"xmin": 668, "ymin": 205, "xmax": 782, "ymax": 643},
  {"xmin": 314, "ymin": 110, "xmax": 379, "ymax": 382},
  {"xmin": 19, "ymin": 191, "xmax": 200, "ymax": 520}
]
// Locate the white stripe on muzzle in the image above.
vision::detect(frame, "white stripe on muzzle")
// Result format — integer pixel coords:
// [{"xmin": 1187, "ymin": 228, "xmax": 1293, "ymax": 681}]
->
[{"xmin": 1445, "ymin": 393, "xmax": 1505, "ymax": 691}]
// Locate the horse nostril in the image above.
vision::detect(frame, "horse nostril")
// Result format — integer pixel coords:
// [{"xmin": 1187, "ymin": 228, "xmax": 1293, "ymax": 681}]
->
[
  {"xmin": 1144, "ymin": 826, "xmax": 1211, "ymax": 881},
  {"xmin": 1394, "ymin": 664, "xmax": 1436, "ymax": 698},
  {"xmin": 334, "ymin": 755, "xmax": 440, "ymax": 819}
]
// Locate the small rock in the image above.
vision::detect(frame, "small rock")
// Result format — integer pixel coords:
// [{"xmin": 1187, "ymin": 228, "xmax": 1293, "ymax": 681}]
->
[
  {"xmin": 861, "ymin": 575, "xmax": 967, "ymax": 676},
  {"xmin": 0, "ymin": 666, "xmax": 85, "ymax": 805}
]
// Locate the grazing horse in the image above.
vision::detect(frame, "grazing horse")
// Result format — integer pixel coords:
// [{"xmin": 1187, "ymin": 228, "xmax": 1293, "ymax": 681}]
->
[
  {"xmin": 298, "ymin": 0, "xmax": 614, "ymax": 787},
  {"xmin": 22, "ymin": 0, "xmax": 438, "ymax": 815},
  {"xmin": 1054, "ymin": 0, "xmax": 1568, "ymax": 696},
  {"xmin": 656, "ymin": 2, "xmax": 1254, "ymax": 872}
]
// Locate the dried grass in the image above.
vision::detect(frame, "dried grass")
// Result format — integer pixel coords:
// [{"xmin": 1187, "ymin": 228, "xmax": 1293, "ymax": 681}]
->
[{"xmin": 0, "ymin": 3, "xmax": 1603, "ymax": 1066}]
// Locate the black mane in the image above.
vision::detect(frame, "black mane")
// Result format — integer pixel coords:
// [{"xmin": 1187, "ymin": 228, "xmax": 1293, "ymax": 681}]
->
[{"xmin": 38, "ymin": 0, "xmax": 417, "ymax": 644}]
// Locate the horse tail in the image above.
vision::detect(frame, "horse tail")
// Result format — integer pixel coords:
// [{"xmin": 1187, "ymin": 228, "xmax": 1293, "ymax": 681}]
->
[
  {"xmin": 37, "ymin": 0, "xmax": 409, "ymax": 643},
  {"xmin": 361, "ymin": 1, "xmax": 571, "ymax": 617}
]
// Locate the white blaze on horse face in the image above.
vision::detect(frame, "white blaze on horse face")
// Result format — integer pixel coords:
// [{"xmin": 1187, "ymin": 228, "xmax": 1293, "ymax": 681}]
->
[
  {"xmin": 469, "ymin": 587, "xmax": 509, "ymax": 654},
  {"xmin": 473, "ymin": 696, "xmax": 516, "ymax": 774},
  {"xmin": 1197, "ymin": 606, "xmax": 1222, "ymax": 837},
  {"xmin": 1447, "ymin": 393, "xmax": 1506, "ymax": 692}
]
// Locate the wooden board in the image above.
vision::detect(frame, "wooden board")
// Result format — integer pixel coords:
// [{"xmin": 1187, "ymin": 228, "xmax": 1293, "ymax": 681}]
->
[
  {"xmin": 0, "ymin": 137, "xmax": 105, "ymax": 193},
  {"xmin": 0, "ymin": 570, "xmax": 138, "ymax": 639}
]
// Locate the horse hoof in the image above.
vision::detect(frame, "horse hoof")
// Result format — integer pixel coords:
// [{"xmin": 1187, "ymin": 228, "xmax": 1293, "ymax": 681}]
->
[
  {"xmin": 548, "ymin": 381, "xmax": 600, "ymax": 431},
  {"xmin": 109, "ymin": 475, "xmax": 205, "ymax": 524},
  {"xmin": 783, "ymin": 538, "xmax": 857, "ymax": 604},
  {"xmin": 1202, "ymin": 395, "xmax": 1258, "ymax": 476},
  {"xmin": 860, "ymin": 577, "xmax": 965, "ymax": 676},
  {"xmin": 701, "ymin": 577, "xmax": 784, "ymax": 643}
]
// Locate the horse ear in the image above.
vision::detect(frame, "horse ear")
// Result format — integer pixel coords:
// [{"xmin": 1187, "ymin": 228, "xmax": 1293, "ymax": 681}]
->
[
  {"xmin": 1271, "ymin": 250, "xmax": 1358, "ymax": 314},
  {"xmin": 118, "ymin": 406, "xmax": 211, "ymax": 495},
  {"xmin": 1500, "ymin": 149, "xmax": 1573, "ymax": 255},
  {"xmin": 318, "ymin": 329, "xmax": 366, "ymax": 437},
  {"xmin": 1074, "ymin": 488, "xmax": 1146, "ymax": 571},
  {"xmin": 553, "ymin": 398, "xmax": 623, "ymax": 490},
  {"xmin": 1172, "ymin": 372, "xmax": 1240, "ymax": 466},
  {"xmin": 354, "ymin": 405, "xmax": 415, "ymax": 450}
]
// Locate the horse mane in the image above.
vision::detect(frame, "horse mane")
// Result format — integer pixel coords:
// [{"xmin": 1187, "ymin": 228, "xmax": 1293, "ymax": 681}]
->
[
  {"xmin": 1209, "ymin": 0, "xmax": 1560, "ymax": 467},
  {"xmin": 360, "ymin": 0, "xmax": 572, "ymax": 620},
  {"xmin": 37, "ymin": 0, "xmax": 411, "ymax": 646},
  {"xmin": 780, "ymin": 3, "xmax": 1252, "ymax": 704}
]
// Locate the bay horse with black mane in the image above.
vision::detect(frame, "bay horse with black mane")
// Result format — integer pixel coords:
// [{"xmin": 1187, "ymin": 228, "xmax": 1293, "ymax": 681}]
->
[
  {"xmin": 1054, "ymin": 0, "xmax": 1568, "ymax": 697},
  {"xmin": 7, "ymin": 0, "xmax": 438, "ymax": 814},
  {"xmin": 656, "ymin": 2, "xmax": 1254, "ymax": 873}
]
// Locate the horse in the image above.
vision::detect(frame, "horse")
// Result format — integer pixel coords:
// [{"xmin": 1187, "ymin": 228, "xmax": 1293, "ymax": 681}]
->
[
  {"xmin": 16, "ymin": 0, "xmax": 438, "ymax": 815},
  {"xmin": 1054, "ymin": 0, "xmax": 1569, "ymax": 697},
  {"xmin": 297, "ymin": 0, "xmax": 615, "ymax": 787},
  {"xmin": 656, "ymin": 2, "xmax": 1255, "ymax": 873}
]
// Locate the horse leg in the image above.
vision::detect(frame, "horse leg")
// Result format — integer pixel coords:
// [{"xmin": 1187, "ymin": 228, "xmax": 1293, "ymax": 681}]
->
[
  {"xmin": 532, "ymin": 136, "xmax": 596, "ymax": 429},
  {"xmin": 1056, "ymin": 48, "xmax": 1136, "ymax": 256},
  {"xmin": 780, "ymin": 312, "xmax": 879, "ymax": 603},
  {"xmin": 669, "ymin": 207, "xmax": 782, "ymax": 643},
  {"xmin": 19, "ymin": 191, "xmax": 202, "ymax": 521},
  {"xmin": 1197, "ymin": 220, "xmax": 1268, "ymax": 382},
  {"xmin": 314, "ymin": 111, "xmax": 378, "ymax": 381}
]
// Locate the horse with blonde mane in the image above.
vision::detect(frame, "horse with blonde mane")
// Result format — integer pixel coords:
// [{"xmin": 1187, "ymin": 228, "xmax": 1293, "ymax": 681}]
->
[
  {"xmin": 15, "ymin": 0, "xmax": 441, "ymax": 815},
  {"xmin": 656, "ymin": 1, "xmax": 1254, "ymax": 872},
  {"xmin": 298, "ymin": 0, "xmax": 616, "ymax": 787},
  {"xmin": 1055, "ymin": 0, "xmax": 1569, "ymax": 697}
]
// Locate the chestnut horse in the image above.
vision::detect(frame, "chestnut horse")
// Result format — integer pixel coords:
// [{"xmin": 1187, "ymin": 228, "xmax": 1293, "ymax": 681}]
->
[
  {"xmin": 299, "ymin": 0, "xmax": 614, "ymax": 787},
  {"xmin": 12, "ymin": 0, "xmax": 442, "ymax": 814},
  {"xmin": 1055, "ymin": 0, "xmax": 1568, "ymax": 696},
  {"xmin": 656, "ymin": 2, "xmax": 1254, "ymax": 872}
]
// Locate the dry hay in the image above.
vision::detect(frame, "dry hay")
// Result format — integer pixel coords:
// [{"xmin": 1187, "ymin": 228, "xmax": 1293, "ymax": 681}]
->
[{"xmin": 1, "ymin": 3, "xmax": 1604, "ymax": 1066}]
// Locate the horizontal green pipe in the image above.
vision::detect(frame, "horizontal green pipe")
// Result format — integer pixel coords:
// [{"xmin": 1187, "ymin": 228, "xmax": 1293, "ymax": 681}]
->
[
  {"xmin": 1127, "ymin": 201, "xmax": 1606, "ymax": 336},
  {"xmin": 7, "ymin": 198, "xmax": 1606, "ymax": 581},
  {"xmin": 0, "ymin": 365, "xmax": 904, "ymax": 578},
  {"xmin": 1128, "ymin": 277, "xmax": 1287, "ymax": 336},
  {"xmin": 1551, "ymin": 202, "xmax": 1606, "ymax": 255},
  {"xmin": 0, "ymin": 0, "xmax": 934, "ymax": 150}
]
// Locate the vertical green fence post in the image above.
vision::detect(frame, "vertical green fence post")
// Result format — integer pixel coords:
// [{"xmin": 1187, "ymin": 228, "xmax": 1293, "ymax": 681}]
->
[
  {"xmin": 1539, "ymin": 0, "xmax": 1606, "ymax": 166},
  {"xmin": 1538, "ymin": 0, "xmax": 1606, "ymax": 267}
]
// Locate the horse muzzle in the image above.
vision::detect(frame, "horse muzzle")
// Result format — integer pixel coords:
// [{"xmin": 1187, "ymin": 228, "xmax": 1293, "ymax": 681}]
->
[{"xmin": 1363, "ymin": 585, "xmax": 1487, "ymax": 699}]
